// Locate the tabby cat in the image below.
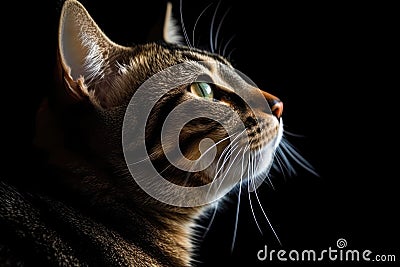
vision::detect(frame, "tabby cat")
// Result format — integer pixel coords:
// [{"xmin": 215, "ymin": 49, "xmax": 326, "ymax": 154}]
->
[{"xmin": 0, "ymin": 0, "xmax": 285, "ymax": 266}]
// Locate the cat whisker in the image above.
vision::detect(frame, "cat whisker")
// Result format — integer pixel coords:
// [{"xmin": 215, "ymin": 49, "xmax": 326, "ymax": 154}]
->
[
  {"xmin": 183, "ymin": 132, "xmax": 239, "ymax": 186},
  {"xmin": 207, "ymin": 144, "xmax": 243, "ymax": 199},
  {"xmin": 210, "ymin": 129, "xmax": 246, "ymax": 179},
  {"xmin": 246, "ymin": 147, "xmax": 263, "ymax": 236},
  {"xmin": 271, "ymin": 148, "xmax": 289, "ymax": 180},
  {"xmin": 179, "ymin": 0, "xmax": 192, "ymax": 48},
  {"xmin": 197, "ymin": 132, "xmax": 239, "ymax": 163},
  {"xmin": 254, "ymin": 146, "xmax": 275, "ymax": 190},
  {"xmin": 209, "ymin": 0, "xmax": 221, "ymax": 53},
  {"xmin": 227, "ymin": 47, "xmax": 237, "ymax": 60},
  {"xmin": 231, "ymin": 170, "xmax": 242, "ymax": 252},
  {"xmin": 207, "ymin": 133, "xmax": 241, "ymax": 178},
  {"xmin": 214, "ymin": 7, "xmax": 231, "ymax": 53},
  {"xmin": 203, "ymin": 137, "xmax": 244, "ymax": 242},
  {"xmin": 192, "ymin": 2, "xmax": 213, "ymax": 47},
  {"xmin": 218, "ymin": 142, "xmax": 240, "ymax": 174},
  {"xmin": 250, "ymin": 150, "xmax": 258, "ymax": 190},
  {"xmin": 275, "ymin": 146, "xmax": 296, "ymax": 177},
  {"xmin": 282, "ymin": 128, "xmax": 307, "ymax": 138},
  {"xmin": 252, "ymin": 182, "xmax": 282, "ymax": 246},
  {"xmin": 221, "ymin": 34, "xmax": 236, "ymax": 58},
  {"xmin": 237, "ymin": 147, "xmax": 281, "ymax": 246},
  {"xmin": 209, "ymin": 144, "xmax": 235, "ymax": 186},
  {"xmin": 279, "ymin": 137, "xmax": 319, "ymax": 177},
  {"xmin": 263, "ymin": 174, "xmax": 275, "ymax": 189},
  {"xmin": 208, "ymin": 129, "xmax": 247, "ymax": 195},
  {"xmin": 230, "ymin": 144, "xmax": 249, "ymax": 252}
]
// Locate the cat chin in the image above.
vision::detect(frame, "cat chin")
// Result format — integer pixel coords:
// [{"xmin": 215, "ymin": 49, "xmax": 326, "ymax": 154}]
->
[
  {"xmin": 244, "ymin": 119, "xmax": 284, "ymax": 186},
  {"xmin": 274, "ymin": 118, "xmax": 284, "ymax": 149}
]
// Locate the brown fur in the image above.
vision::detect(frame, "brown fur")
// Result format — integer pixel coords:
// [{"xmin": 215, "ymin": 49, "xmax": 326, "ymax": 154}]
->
[{"xmin": 0, "ymin": 0, "xmax": 283, "ymax": 266}]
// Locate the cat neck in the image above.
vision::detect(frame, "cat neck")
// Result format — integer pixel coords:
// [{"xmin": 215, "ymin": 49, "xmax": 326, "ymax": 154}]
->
[{"xmin": 34, "ymin": 99, "xmax": 206, "ymax": 266}]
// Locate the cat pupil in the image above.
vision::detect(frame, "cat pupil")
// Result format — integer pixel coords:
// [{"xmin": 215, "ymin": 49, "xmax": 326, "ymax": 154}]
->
[{"xmin": 189, "ymin": 82, "xmax": 214, "ymax": 99}]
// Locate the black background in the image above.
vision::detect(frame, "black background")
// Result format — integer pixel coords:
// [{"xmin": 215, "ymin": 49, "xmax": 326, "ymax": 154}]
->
[{"xmin": 2, "ymin": 0, "xmax": 398, "ymax": 266}]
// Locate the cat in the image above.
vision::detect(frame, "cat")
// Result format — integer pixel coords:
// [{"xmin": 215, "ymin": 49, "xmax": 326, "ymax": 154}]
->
[{"xmin": 0, "ymin": 0, "xmax": 288, "ymax": 266}]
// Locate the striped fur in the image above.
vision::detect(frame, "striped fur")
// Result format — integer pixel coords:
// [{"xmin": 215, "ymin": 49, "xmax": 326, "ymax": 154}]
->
[{"xmin": 0, "ymin": 1, "xmax": 283, "ymax": 266}]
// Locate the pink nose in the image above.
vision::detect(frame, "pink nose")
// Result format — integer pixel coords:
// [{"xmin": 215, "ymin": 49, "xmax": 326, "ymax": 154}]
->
[
  {"xmin": 270, "ymin": 99, "xmax": 284, "ymax": 119},
  {"xmin": 260, "ymin": 90, "xmax": 284, "ymax": 119}
]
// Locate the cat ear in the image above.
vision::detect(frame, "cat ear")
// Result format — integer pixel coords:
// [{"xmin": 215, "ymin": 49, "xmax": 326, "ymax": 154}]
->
[
  {"xmin": 146, "ymin": 2, "xmax": 183, "ymax": 44},
  {"xmin": 148, "ymin": 2, "xmax": 183, "ymax": 44},
  {"xmin": 58, "ymin": 0, "xmax": 121, "ymax": 103},
  {"xmin": 162, "ymin": 2, "xmax": 184, "ymax": 44}
]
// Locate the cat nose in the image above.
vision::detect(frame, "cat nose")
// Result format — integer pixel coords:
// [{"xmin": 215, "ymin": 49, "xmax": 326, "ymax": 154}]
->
[
  {"xmin": 260, "ymin": 90, "xmax": 283, "ymax": 119},
  {"xmin": 269, "ymin": 99, "xmax": 284, "ymax": 119}
]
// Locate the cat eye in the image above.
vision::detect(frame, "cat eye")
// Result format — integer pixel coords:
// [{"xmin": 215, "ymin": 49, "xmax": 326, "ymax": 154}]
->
[{"xmin": 189, "ymin": 82, "xmax": 214, "ymax": 100}]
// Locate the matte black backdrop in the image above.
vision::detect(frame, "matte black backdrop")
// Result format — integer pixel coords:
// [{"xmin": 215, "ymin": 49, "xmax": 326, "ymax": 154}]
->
[{"xmin": 2, "ymin": 0, "xmax": 398, "ymax": 266}]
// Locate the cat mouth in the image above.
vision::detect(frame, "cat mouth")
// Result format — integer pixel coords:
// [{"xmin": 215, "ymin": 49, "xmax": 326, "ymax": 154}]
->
[
  {"xmin": 246, "ymin": 117, "xmax": 282, "ymax": 151},
  {"xmin": 203, "ymin": 118, "xmax": 283, "ymax": 188}
]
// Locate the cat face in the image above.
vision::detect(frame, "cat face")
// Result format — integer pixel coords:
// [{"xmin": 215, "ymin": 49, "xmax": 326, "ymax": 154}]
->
[{"xmin": 54, "ymin": 0, "xmax": 283, "ymax": 207}]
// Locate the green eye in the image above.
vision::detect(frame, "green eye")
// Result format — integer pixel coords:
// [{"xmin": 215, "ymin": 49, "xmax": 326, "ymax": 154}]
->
[{"xmin": 189, "ymin": 82, "xmax": 214, "ymax": 99}]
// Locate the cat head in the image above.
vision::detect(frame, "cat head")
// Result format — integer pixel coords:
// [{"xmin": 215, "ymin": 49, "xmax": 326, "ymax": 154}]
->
[{"xmin": 41, "ymin": 0, "xmax": 284, "ymax": 207}]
